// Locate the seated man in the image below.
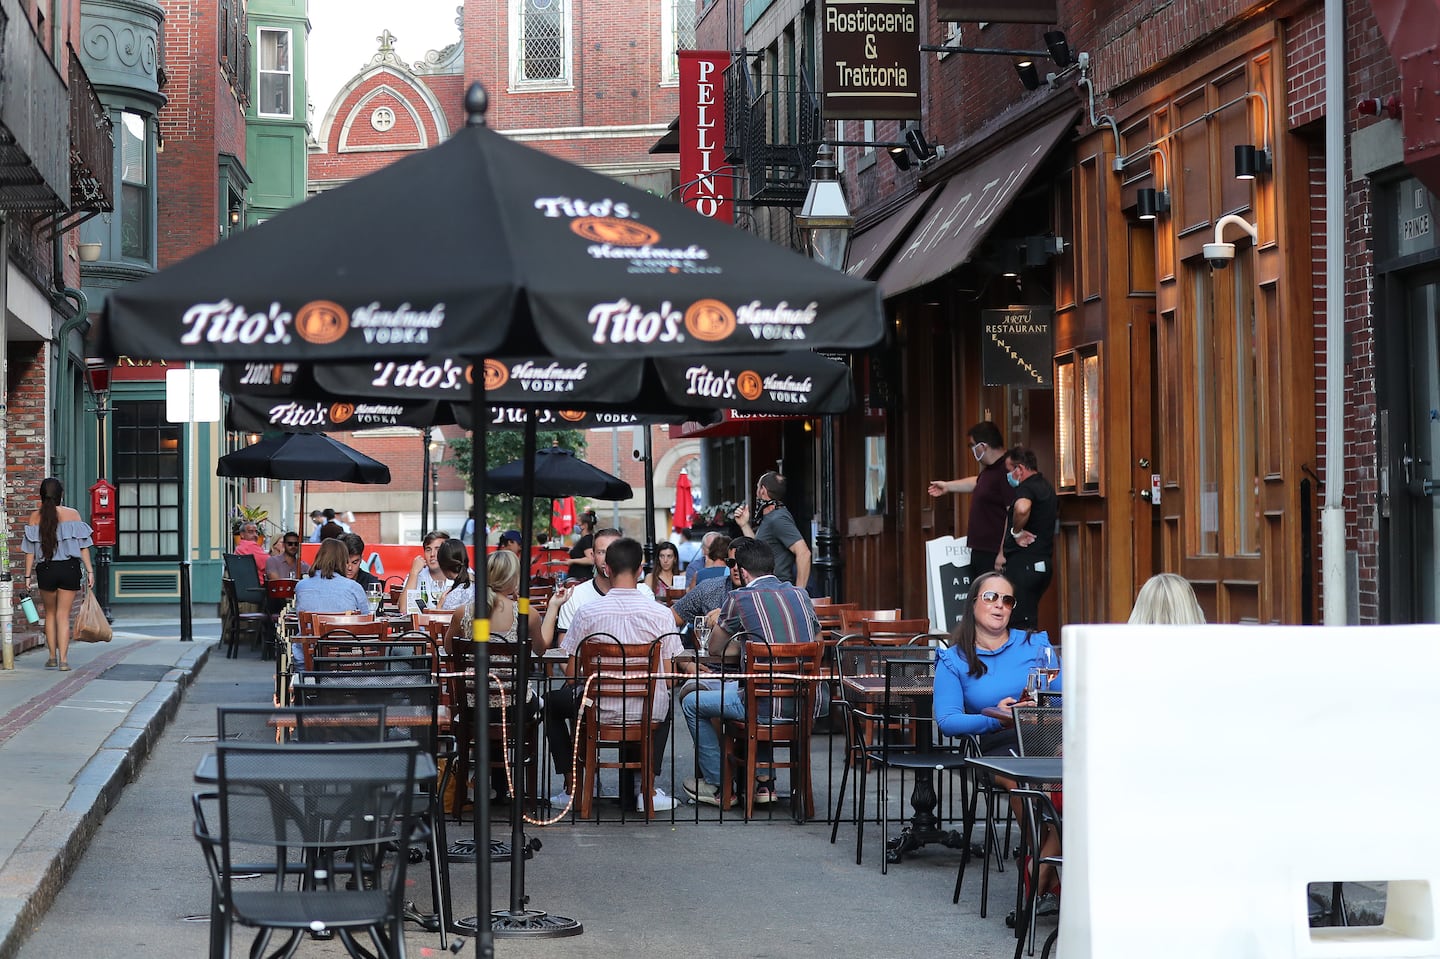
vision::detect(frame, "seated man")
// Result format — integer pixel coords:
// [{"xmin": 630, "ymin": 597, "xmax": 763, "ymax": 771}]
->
[
  {"xmin": 543, "ymin": 536, "xmax": 681, "ymax": 812},
  {"xmin": 338, "ymin": 532, "xmax": 382, "ymax": 593},
  {"xmin": 687, "ymin": 532, "xmax": 731, "ymax": 586},
  {"xmin": 680, "ymin": 539, "xmax": 819, "ymax": 808},
  {"xmin": 234, "ymin": 522, "xmax": 268, "ymax": 579},
  {"xmin": 670, "ymin": 535, "xmax": 744, "ymax": 645}
]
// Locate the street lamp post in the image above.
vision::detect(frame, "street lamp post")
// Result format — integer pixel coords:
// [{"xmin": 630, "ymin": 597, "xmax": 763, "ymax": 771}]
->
[
  {"xmin": 797, "ymin": 144, "xmax": 854, "ymax": 602},
  {"xmin": 428, "ymin": 430, "xmax": 444, "ymax": 533},
  {"xmin": 419, "ymin": 429, "xmax": 432, "ymax": 539}
]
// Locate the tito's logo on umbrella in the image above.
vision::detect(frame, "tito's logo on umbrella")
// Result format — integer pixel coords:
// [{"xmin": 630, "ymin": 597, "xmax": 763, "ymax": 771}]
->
[
  {"xmin": 570, "ymin": 217, "xmax": 660, "ymax": 247},
  {"xmin": 295, "ymin": 301, "xmax": 349, "ymax": 344},
  {"xmin": 329, "ymin": 402, "xmax": 355, "ymax": 424},
  {"xmin": 483, "ymin": 359, "xmax": 509, "ymax": 390}
]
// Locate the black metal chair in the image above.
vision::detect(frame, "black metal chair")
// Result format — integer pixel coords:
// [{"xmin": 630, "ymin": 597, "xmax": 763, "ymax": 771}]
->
[
  {"xmin": 192, "ymin": 741, "xmax": 424, "ymax": 959},
  {"xmin": 1010, "ymin": 786, "xmax": 1063, "ymax": 959},
  {"xmin": 851, "ymin": 654, "xmax": 971, "ymax": 874},
  {"xmin": 221, "ymin": 553, "xmax": 269, "ymax": 659},
  {"xmin": 828, "ymin": 637, "xmax": 928, "ymax": 847}
]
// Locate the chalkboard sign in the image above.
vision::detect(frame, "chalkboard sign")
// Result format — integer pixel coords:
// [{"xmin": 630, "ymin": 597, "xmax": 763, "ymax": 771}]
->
[
  {"xmin": 926, "ymin": 535, "xmax": 972, "ymax": 632},
  {"xmin": 982, "ymin": 306, "xmax": 1053, "ymax": 388}
]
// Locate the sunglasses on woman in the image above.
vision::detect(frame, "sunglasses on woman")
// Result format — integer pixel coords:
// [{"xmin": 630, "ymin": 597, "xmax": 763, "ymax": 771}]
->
[{"xmin": 978, "ymin": 590, "xmax": 1016, "ymax": 608}]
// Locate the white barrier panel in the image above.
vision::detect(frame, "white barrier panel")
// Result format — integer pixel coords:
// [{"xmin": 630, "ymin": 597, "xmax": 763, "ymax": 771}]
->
[{"xmin": 1061, "ymin": 623, "xmax": 1440, "ymax": 959}]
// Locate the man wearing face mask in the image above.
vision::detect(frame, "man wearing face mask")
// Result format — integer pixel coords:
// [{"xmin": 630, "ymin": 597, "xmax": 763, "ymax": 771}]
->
[
  {"xmin": 998, "ymin": 446, "xmax": 1056, "ymax": 629},
  {"xmin": 734, "ymin": 472, "xmax": 811, "ymax": 588},
  {"xmin": 926, "ymin": 421, "xmax": 1016, "ymax": 587}
]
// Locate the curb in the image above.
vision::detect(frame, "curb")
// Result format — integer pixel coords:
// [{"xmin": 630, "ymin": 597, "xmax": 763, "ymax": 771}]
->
[{"xmin": 0, "ymin": 641, "xmax": 217, "ymax": 959}]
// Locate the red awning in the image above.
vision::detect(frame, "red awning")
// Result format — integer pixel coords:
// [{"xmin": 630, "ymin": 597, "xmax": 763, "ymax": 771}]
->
[
  {"xmin": 877, "ymin": 110, "xmax": 1079, "ymax": 298},
  {"xmin": 675, "ymin": 410, "xmax": 807, "ymax": 439},
  {"xmin": 1369, "ymin": 0, "xmax": 1440, "ymax": 195}
]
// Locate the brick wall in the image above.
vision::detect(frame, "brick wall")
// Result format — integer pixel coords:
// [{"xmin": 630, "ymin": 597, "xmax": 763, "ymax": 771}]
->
[{"xmin": 158, "ymin": 0, "xmax": 250, "ymax": 268}]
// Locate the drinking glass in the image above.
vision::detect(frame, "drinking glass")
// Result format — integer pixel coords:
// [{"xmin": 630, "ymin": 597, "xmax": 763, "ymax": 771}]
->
[
  {"xmin": 1036, "ymin": 646, "xmax": 1060, "ymax": 690},
  {"xmin": 692, "ymin": 615, "xmax": 711, "ymax": 653}
]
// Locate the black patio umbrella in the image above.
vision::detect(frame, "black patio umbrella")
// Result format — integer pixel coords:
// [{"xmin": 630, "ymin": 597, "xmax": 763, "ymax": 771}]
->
[
  {"xmin": 216, "ymin": 432, "xmax": 392, "ymax": 527},
  {"xmin": 215, "ymin": 432, "xmax": 391, "ymax": 483},
  {"xmin": 99, "ymin": 90, "xmax": 882, "ymax": 365},
  {"xmin": 486, "ymin": 447, "xmax": 631, "ymax": 500}
]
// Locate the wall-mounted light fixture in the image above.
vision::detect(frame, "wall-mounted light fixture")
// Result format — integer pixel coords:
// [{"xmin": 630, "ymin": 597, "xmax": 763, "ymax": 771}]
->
[
  {"xmin": 904, "ymin": 123, "xmax": 941, "ymax": 165},
  {"xmin": 927, "ymin": 30, "xmax": 1077, "ymax": 91},
  {"xmin": 1022, "ymin": 234, "xmax": 1067, "ymax": 266},
  {"xmin": 1014, "ymin": 59, "xmax": 1041, "ymax": 91},
  {"xmin": 889, "ymin": 143, "xmax": 912, "ymax": 171},
  {"xmin": 229, "ymin": 205, "xmax": 242, "ymax": 225},
  {"xmin": 1234, "ymin": 143, "xmax": 1271, "ymax": 180},
  {"xmin": 1043, "ymin": 31, "xmax": 1073, "ymax": 68},
  {"xmin": 1137, "ymin": 144, "xmax": 1171, "ymax": 220}
]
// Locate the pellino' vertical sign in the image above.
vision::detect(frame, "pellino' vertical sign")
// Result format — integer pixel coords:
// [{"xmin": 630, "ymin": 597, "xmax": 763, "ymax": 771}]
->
[
  {"xmin": 679, "ymin": 51, "xmax": 734, "ymax": 224},
  {"xmin": 821, "ymin": 0, "xmax": 921, "ymax": 120}
]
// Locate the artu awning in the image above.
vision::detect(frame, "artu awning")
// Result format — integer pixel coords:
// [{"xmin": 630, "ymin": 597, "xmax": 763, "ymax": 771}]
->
[
  {"xmin": 877, "ymin": 109, "xmax": 1079, "ymax": 298},
  {"xmin": 675, "ymin": 410, "xmax": 806, "ymax": 439},
  {"xmin": 844, "ymin": 184, "xmax": 941, "ymax": 279}
]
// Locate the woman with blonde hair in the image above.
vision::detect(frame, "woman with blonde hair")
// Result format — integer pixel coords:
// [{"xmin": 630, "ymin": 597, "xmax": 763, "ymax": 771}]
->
[
  {"xmin": 1128, "ymin": 572, "xmax": 1206, "ymax": 625},
  {"xmin": 444, "ymin": 547, "xmax": 542, "ymax": 646}
]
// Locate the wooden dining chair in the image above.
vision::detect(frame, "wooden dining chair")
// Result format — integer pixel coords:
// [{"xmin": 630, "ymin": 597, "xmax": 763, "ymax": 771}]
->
[
  {"xmin": 303, "ymin": 621, "xmax": 389, "ymax": 671},
  {"xmin": 719, "ymin": 639, "xmax": 825, "ymax": 822},
  {"xmin": 574, "ymin": 635, "xmax": 663, "ymax": 820},
  {"xmin": 859, "ymin": 618, "xmax": 933, "ymax": 642},
  {"xmin": 839, "ymin": 608, "xmax": 902, "ymax": 635}
]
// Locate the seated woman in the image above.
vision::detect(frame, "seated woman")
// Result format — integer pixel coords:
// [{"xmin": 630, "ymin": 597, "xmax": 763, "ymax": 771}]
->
[
  {"xmin": 403, "ymin": 531, "xmax": 451, "ymax": 609},
  {"xmin": 442, "ymin": 549, "xmax": 543, "ymax": 648},
  {"xmin": 935, "ymin": 569, "xmax": 1060, "ymax": 918},
  {"xmin": 291, "ymin": 538, "xmax": 369, "ymax": 667},
  {"xmin": 646, "ymin": 542, "xmax": 682, "ymax": 594},
  {"xmin": 435, "ymin": 539, "xmax": 476, "ymax": 613}
]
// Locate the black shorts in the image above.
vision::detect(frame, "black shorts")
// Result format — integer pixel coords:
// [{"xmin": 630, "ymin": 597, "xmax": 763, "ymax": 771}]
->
[
  {"xmin": 978, "ymin": 726, "xmax": 1020, "ymax": 757},
  {"xmin": 36, "ymin": 558, "xmax": 82, "ymax": 592}
]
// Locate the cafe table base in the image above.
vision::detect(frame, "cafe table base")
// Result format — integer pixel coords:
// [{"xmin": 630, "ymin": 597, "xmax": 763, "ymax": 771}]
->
[
  {"xmin": 447, "ymin": 835, "xmax": 539, "ymax": 863},
  {"xmin": 449, "ymin": 908, "xmax": 583, "ymax": 939}
]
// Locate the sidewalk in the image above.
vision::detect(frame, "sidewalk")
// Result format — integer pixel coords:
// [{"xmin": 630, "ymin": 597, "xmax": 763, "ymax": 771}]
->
[{"xmin": 0, "ymin": 616, "xmax": 220, "ymax": 959}]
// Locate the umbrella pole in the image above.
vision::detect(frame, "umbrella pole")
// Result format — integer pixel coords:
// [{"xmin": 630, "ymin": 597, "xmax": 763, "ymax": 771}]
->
[
  {"xmin": 470, "ymin": 375, "xmax": 497, "ymax": 957},
  {"xmin": 509, "ymin": 415, "xmax": 537, "ymax": 911},
  {"xmin": 642, "ymin": 424, "xmax": 657, "ymax": 572},
  {"xmin": 487, "ymin": 411, "xmax": 581, "ymax": 939}
]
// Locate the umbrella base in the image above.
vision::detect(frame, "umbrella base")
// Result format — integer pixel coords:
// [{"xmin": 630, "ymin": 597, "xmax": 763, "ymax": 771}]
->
[
  {"xmin": 451, "ymin": 909, "xmax": 584, "ymax": 939},
  {"xmin": 447, "ymin": 836, "xmax": 537, "ymax": 863}
]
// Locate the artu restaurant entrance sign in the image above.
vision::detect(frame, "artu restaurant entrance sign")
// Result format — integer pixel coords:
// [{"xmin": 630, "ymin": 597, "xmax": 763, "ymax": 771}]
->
[
  {"xmin": 821, "ymin": 0, "xmax": 921, "ymax": 120},
  {"xmin": 982, "ymin": 306, "xmax": 1053, "ymax": 387}
]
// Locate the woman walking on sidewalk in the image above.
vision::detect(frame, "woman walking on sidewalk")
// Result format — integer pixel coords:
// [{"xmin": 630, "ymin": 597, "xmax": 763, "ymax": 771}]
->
[{"xmin": 21, "ymin": 477, "xmax": 94, "ymax": 672}]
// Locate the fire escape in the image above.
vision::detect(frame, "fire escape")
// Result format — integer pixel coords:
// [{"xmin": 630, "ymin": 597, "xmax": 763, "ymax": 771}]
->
[
  {"xmin": 0, "ymin": 0, "xmax": 114, "ymax": 235},
  {"xmin": 722, "ymin": 55, "xmax": 824, "ymax": 208}
]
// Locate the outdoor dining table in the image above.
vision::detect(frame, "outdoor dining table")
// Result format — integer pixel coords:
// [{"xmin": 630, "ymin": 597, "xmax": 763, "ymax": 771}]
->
[{"xmin": 839, "ymin": 671, "xmax": 969, "ymax": 864}]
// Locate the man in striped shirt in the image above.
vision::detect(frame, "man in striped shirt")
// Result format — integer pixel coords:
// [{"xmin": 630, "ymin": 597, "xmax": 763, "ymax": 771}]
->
[
  {"xmin": 680, "ymin": 538, "xmax": 819, "ymax": 807},
  {"xmin": 545, "ymin": 536, "xmax": 682, "ymax": 812}
]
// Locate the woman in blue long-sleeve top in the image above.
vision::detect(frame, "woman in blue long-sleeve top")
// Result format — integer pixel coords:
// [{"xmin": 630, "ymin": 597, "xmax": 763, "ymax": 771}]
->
[{"xmin": 934, "ymin": 570, "xmax": 1055, "ymax": 755}]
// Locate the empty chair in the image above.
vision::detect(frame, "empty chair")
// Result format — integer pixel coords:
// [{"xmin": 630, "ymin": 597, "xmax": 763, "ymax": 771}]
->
[{"xmin": 192, "ymin": 741, "xmax": 424, "ymax": 959}]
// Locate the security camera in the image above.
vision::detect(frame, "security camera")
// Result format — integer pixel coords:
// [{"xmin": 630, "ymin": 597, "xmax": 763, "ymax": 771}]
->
[
  {"xmin": 1204, "ymin": 213, "xmax": 1257, "ymax": 271},
  {"xmin": 631, "ymin": 447, "xmax": 644, "ymax": 461},
  {"xmin": 1202, "ymin": 242, "xmax": 1235, "ymax": 269}
]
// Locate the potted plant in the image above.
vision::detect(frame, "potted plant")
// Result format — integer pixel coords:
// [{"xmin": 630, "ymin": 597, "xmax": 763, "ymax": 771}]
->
[{"xmin": 232, "ymin": 504, "xmax": 270, "ymax": 546}]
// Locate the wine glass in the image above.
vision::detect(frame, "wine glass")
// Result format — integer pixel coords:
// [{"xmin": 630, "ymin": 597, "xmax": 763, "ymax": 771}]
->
[{"xmin": 1035, "ymin": 645, "xmax": 1060, "ymax": 691}]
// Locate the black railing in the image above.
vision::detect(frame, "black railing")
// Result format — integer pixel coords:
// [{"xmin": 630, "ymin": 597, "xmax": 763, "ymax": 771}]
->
[
  {"xmin": 0, "ymin": 0, "xmax": 69, "ymax": 214},
  {"xmin": 721, "ymin": 55, "xmax": 823, "ymax": 208},
  {"xmin": 67, "ymin": 47, "xmax": 113, "ymax": 215}
]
